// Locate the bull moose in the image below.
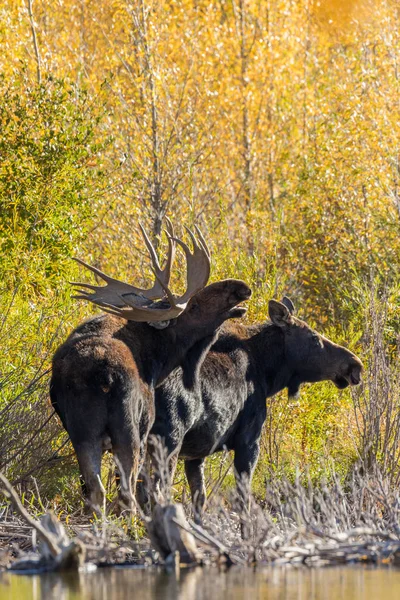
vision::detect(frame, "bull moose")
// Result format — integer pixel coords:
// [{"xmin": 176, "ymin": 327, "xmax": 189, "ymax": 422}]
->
[
  {"xmin": 151, "ymin": 296, "xmax": 363, "ymax": 518},
  {"xmin": 50, "ymin": 221, "xmax": 251, "ymax": 514}
]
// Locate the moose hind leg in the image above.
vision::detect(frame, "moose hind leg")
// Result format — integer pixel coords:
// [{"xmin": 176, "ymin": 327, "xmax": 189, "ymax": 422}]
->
[
  {"xmin": 233, "ymin": 442, "xmax": 260, "ymax": 506},
  {"xmin": 111, "ymin": 426, "xmax": 140, "ymax": 513},
  {"xmin": 185, "ymin": 458, "xmax": 206, "ymax": 523},
  {"xmin": 74, "ymin": 440, "xmax": 104, "ymax": 515}
]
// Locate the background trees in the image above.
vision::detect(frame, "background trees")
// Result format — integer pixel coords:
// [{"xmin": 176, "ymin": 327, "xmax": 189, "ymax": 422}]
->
[{"xmin": 1, "ymin": 0, "xmax": 400, "ymax": 500}]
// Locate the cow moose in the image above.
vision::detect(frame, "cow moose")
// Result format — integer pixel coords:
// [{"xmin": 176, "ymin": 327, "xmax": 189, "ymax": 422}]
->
[
  {"xmin": 150, "ymin": 296, "xmax": 363, "ymax": 518},
  {"xmin": 50, "ymin": 221, "xmax": 251, "ymax": 514}
]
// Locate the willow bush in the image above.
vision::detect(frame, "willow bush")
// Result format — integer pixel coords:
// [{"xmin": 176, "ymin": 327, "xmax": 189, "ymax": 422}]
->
[
  {"xmin": 0, "ymin": 0, "xmax": 400, "ymax": 509},
  {"xmin": 0, "ymin": 73, "xmax": 110, "ymax": 501},
  {"xmin": 0, "ymin": 73, "xmax": 109, "ymax": 291}
]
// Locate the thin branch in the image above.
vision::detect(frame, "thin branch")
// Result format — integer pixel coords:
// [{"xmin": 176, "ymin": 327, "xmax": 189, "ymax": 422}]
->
[
  {"xmin": 0, "ymin": 410, "xmax": 56, "ymax": 470},
  {"xmin": 27, "ymin": 0, "xmax": 42, "ymax": 84},
  {"xmin": 0, "ymin": 473, "xmax": 60, "ymax": 557}
]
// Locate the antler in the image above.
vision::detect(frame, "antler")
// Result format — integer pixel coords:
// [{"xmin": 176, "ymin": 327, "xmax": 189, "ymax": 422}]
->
[
  {"xmin": 170, "ymin": 225, "xmax": 211, "ymax": 303},
  {"xmin": 71, "ymin": 221, "xmax": 211, "ymax": 323},
  {"xmin": 71, "ymin": 219, "xmax": 176, "ymax": 308}
]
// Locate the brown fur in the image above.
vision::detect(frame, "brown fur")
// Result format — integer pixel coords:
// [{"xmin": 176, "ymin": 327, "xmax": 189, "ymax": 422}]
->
[
  {"xmin": 50, "ymin": 279, "xmax": 251, "ymax": 513},
  {"xmin": 151, "ymin": 298, "xmax": 364, "ymax": 520}
]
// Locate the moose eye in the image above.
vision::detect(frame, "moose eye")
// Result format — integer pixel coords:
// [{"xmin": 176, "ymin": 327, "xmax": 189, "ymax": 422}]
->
[{"xmin": 189, "ymin": 302, "xmax": 200, "ymax": 313}]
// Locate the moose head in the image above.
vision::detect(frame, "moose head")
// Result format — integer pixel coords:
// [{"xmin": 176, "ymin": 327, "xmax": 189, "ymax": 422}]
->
[{"xmin": 269, "ymin": 297, "xmax": 363, "ymax": 397}]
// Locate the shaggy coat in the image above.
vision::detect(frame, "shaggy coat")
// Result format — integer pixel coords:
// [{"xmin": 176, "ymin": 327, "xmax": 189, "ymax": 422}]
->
[
  {"xmin": 152, "ymin": 298, "xmax": 363, "ymax": 515},
  {"xmin": 50, "ymin": 279, "xmax": 251, "ymax": 513}
]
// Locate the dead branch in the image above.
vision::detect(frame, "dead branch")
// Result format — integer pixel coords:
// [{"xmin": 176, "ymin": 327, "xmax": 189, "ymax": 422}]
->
[{"xmin": 26, "ymin": 0, "xmax": 42, "ymax": 84}]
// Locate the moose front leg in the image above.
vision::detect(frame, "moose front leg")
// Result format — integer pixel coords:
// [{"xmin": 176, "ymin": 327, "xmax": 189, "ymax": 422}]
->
[
  {"xmin": 232, "ymin": 405, "xmax": 265, "ymax": 517},
  {"xmin": 233, "ymin": 442, "xmax": 260, "ymax": 539},
  {"xmin": 185, "ymin": 458, "xmax": 206, "ymax": 523},
  {"xmin": 233, "ymin": 442, "xmax": 260, "ymax": 500},
  {"xmin": 138, "ymin": 435, "xmax": 181, "ymax": 511}
]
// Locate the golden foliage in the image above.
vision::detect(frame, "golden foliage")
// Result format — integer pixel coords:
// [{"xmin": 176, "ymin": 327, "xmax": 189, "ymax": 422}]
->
[
  {"xmin": 1, "ymin": 0, "xmax": 400, "ymax": 495},
  {"xmin": 2, "ymin": 0, "xmax": 397, "ymax": 319}
]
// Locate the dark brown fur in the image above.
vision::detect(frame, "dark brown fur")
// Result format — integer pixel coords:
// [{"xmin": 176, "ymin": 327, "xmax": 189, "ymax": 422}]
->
[
  {"xmin": 151, "ymin": 298, "xmax": 363, "ymax": 518},
  {"xmin": 50, "ymin": 279, "xmax": 251, "ymax": 513}
]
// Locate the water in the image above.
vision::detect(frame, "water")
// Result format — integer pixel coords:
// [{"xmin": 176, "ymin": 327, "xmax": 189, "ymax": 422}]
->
[{"xmin": 1, "ymin": 565, "xmax": 400, "ymax": 600}]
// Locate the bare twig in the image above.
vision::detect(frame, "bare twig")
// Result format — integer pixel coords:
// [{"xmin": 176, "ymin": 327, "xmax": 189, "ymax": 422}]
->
[
  {"xmin": 27, "ymin": 0, "xmax": 42, "ymax": 84},
  {"xmin": 0, "ymin": 473, "xmax": 60, "ymax": 557}
]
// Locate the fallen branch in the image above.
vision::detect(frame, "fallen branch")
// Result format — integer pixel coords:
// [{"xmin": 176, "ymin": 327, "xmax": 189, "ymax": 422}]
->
[
  {"xmin": 147, "ymin": 503, "xmax": 200, "ymax": 566},
  {"xmin": 0, "ymin": 472, "xmax": 86, "ymax": 572},
  {"xmin": 0, "ymin": 473, "xmax": 60, "ymax": 557}
]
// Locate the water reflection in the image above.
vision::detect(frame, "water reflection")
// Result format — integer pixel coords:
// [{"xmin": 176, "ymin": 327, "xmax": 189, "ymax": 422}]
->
[{"xmin": 1, "ymin": 565, "xmax": 400, "ymax": 600}]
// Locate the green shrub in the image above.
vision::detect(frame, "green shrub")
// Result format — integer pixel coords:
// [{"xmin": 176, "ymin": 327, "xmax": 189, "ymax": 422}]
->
[{"xmin": 0, "ymin": 72, "xmax": 109, "ymax": 292}]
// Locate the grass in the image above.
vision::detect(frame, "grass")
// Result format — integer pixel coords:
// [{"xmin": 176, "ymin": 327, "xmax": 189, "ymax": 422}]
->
[{"xmin": 1, "ymin": 265, "xmax": 400, "ymax": 553}]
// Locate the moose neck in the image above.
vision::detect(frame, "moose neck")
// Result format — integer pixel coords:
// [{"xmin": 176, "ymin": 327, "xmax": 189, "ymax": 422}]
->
[
  {"xmin": 246, "ymin": 323, "xmax": 296, "ymax": 397},
  {"xmin": 131, "ymin": 322, "xmax": 217, "ymax": 389}
]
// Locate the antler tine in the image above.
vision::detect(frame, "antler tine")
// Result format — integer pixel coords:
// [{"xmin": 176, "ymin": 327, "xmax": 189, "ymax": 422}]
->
[
  {"xmin": 171, "ymin": 236, "xmax": 192, "ymax": 258},
  {"xmin": 194, "ymin": 224, "xmax": 211, "ymax": 259},
  {"xmin": 183, "ymin": 225, "xmax": 211, "ymax": 260},
  {"xmin": 73, "ymin": 258, "xmax": 115, "ymax": 284},
  {"xmin": 153, "ymin": 270, "xmax": 179, "ymax": 309},
  {"xmin": 164, "ymin": 216, "xmax": 174, "ymax": 236},
  {"xmin": 139, "ymin": 221, "xmax": 177, "ymax": 298},
  {"xmin": 183, "ymin": 226, "xmax": 200, "ymax": 250},
  {"xmin": 69, "ymin": 281, "xmax": 101, "ymax": 292},
  {"xmin": 163, "ymin": 217, "xmax": 176, "ymax": 281},
  {"xmin": 162, "ymin": 230, "xmax": 176, "ymax": 288},
  {"xmin": 139, "ymin": 222, "xmax": 161, "ymax": 271},
  {"xmin": 170, "ymin": 226, "xmax": 211, "ymax": 305},
  {"xmin": 184, "ymin": 225, "xmax": 208, "ymax": 254}
]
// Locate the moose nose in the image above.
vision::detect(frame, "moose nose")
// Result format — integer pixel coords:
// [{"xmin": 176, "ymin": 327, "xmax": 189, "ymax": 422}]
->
[
  {"xmin": 237, "ymin": 284, "xmax": 252, "ymax": 300},
  {"xmin": 348, "ymin": 360, "xmax": 363, "ymax": 385},
  {"xmin": 350, "ymin": 371, "xmax": 361, "ymax": 385},
  {"xmin": 351, "ymin": 357, "xmax": 363, "ymax": 385}
]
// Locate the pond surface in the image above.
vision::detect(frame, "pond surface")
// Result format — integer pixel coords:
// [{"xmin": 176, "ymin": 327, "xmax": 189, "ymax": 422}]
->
[{"xmin": 1, "ymin": 565, "xmax": 400, "ymax": 600}]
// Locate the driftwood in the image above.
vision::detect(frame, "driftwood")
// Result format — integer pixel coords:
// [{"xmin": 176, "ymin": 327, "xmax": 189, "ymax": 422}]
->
[
  {"xmin": 1, "ymin": 471, "xmax": 206, "ymax": 573},
  {"xmin": 3, "ymin": 462, "xmax": 400, "ymax": 573},
  {"xmin": 0, "ymin": 473, "xmax": 206, "ymax": 573},
  {"xmin": 147, "ymin": 503, "xmax": 200, "ymax": 567},
  {"xmin": 0, "ymin": 473, "xmax": 86, "ymax": 573},
  {"xmin": 259, "ymin": 527, "xmax": 400, "ymax": 567}
]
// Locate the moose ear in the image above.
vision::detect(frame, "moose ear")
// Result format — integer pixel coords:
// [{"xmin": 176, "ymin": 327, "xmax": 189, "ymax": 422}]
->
[
  {"xmin": 269, "ymin": 300, "xmax": 292, "ymax": 327},
  {"xmin": 281, "ymin": 296, "xmax": 295, "ymax": 315}
]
